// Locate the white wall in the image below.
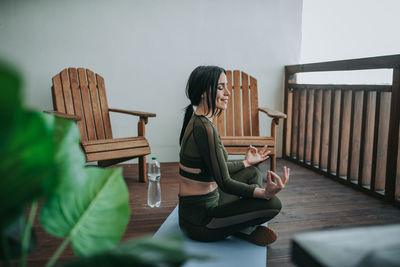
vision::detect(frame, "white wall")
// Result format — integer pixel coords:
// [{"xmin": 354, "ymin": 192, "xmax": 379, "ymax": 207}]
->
[
  {"xmin": 299, "ymin": 0, "xmax": 400, "ymax": 84},
  {"xmin": 0, "ymin": 0, "xmax": 302, "ymax": 162}
]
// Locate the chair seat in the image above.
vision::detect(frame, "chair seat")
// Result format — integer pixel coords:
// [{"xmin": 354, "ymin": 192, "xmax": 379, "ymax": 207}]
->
[
  {"xmin": 221, "ymin": 136, "xmax": 275, "ymax": 146},
  {"xmin": 221, "ymin": 136, "xmax": 275, "ymax": 155},
  {"xmin": 82, "ymin": 136, "xmax": 150, "ymax": 162}
]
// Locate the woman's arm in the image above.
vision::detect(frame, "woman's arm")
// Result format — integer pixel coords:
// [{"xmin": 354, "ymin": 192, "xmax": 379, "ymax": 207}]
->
[
  {"xmin": 226, "ymin": 160, "xmax": 245, "ymax": 173},
  {"xmin": 193, "ymin": 119, "xmax": 257, "ymax": 198}
]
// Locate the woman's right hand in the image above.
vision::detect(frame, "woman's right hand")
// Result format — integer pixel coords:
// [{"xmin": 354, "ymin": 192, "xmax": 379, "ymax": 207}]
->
[{"xmin": 264, "ymin": 166, "xmax": 290, "ymax": 199}]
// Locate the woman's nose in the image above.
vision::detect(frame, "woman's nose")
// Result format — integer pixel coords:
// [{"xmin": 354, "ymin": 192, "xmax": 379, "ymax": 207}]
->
[{"xmin": 225, "ymin": 87, "xmax": 230, "ymax": 95}]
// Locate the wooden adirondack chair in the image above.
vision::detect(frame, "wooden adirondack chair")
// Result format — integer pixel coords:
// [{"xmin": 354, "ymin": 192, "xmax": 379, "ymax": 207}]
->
[
  {"xmin": 213, "ymin": 70, "xmax": 286, "ymax": 172},
  {"xmin": 48, "ymin": 68, "xmax": 156, "ymax": 182}
]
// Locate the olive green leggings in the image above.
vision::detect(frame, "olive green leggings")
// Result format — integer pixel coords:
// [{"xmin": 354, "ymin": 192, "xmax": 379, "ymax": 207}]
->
[{"xmin": 178, "ymin": 166, "xmax": 282, "ymax": 242}]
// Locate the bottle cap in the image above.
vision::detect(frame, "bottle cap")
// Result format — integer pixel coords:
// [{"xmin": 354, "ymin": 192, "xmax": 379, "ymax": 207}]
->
[{"xmin": 152, "ymin": 157, "xmax": 156, "ymax": 160}]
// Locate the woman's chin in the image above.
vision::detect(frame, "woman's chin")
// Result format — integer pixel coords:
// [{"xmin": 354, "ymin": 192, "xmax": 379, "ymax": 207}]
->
[
  {"xmin": 216, "ymin": 103, "xmax": 228, "ymax": 110},
  {"xmin": 218, "ymin": 106, "xmax": 227, "ymax": 110}
]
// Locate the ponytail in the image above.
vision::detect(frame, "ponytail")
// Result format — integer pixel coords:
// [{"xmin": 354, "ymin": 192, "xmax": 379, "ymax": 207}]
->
[{"xmin": 179, "ymin": 104, "xmax": 194, "ymax": 145}]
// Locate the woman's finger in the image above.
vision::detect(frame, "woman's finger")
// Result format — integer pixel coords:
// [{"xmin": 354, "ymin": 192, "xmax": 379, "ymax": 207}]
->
[
  {"xmin": 260, "ymin": 145, "xmax": 267, "ymax": 154},
  {"xmin": 269, "ymin": 171, "xmax": 284, "ymax": 187},
  {"xmin": 269, "ymin": 171, "xmax": 280, "ymax": 179},
  {"xmin": 261, "ymin": 149, "xmax": 269, "ymax": 157},
  {"xmin": 275, "ymin": 175, "xmax": 284, "ymax": 188},
  {"xmin": 269, "ymin": 171, "xmax": 278, "ymax": 183},
  {"xmin": 266, "ymin": 171, "xmax": 272, "ymax": 185},
  {"xmin": 260, "ymin": 145, "xmax": 268, "ymax": 154},
  {"xmin": 282, "ymin": 167, "xmax": 290, "ymax": 184},
  {"xmin": 282, "ymin": 166, "xmax": 287, "ymax": 183},
  {"xmin": 286, "ymin": 168, "xmax": 291, "ymax": 182}
]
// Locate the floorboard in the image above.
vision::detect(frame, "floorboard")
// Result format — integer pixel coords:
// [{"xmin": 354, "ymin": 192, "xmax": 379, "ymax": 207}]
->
[{"xmin": 15, "ymin": 160, "xmax": 400, "ymax": 267}]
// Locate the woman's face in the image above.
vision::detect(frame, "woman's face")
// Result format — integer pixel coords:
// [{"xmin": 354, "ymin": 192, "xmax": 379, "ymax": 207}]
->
[{"xmin": 215, "ymin": 72, "xmax": 230, "ymax": 110}]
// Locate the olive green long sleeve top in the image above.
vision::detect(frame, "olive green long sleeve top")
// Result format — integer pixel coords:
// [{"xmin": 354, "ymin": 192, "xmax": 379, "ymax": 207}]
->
[{"xmin": 179, "ymin": 113, "xmax": 257, "ymax": 198}]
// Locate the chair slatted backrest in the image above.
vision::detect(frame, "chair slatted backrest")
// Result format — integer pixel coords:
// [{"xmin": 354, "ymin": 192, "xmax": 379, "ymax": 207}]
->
[
  {"xmin": 51, "ymin": 68, "xmax": 113, "ymax": 142},
  {"xmin": 215, "ymin": 70, "xmax": 260, "ymax": 136}
]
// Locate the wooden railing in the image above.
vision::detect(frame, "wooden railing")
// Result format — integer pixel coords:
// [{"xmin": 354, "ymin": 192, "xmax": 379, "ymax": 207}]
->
[{"xmin": 283, "ymin": 54, "xmax": 400, "ymax": 206}]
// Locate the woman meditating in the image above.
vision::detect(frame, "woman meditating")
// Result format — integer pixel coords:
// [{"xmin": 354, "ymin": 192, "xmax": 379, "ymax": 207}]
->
[{"xmin": 178, "ymin": 65, "xmax": 290, "ymax": 246}]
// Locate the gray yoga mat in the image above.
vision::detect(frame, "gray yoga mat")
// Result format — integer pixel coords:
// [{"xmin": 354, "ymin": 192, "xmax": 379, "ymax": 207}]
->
[{"xmin": 154, "ymin": 205, "xmax": 267, "ymax": 267}]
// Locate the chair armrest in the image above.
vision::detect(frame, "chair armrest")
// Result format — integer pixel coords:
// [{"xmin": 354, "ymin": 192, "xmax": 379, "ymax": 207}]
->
[
  {"xmin": 258, "ymin": 107, "xmax": 286, "ymax": 119},
  {"xmin": 44, "ymin": 110, "xmax": 81, "ymax": 121},
  {"xmin": 108, "ymin": 108, "xmax": 156, "ymax": 118}
]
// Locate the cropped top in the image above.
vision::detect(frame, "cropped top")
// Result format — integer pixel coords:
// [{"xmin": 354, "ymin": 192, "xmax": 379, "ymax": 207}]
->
[{"xmin": 179, "ymin": 113, "xmax": 257, "ymax": 198}]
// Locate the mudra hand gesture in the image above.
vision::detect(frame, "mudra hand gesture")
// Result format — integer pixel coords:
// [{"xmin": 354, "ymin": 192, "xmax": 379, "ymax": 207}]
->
[
  {"xmin": 243, "ymin": 145, "xmax": 270, "ymax": 167},
  {"xmin": 264, "ymin": 166, "xmax": 290, "ymax": 199}
]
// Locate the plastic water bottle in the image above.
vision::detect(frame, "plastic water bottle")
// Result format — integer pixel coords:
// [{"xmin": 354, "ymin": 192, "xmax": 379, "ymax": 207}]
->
[{"xmin": 147, "ymin": 157, "xmax": 161, "ymax": 208}]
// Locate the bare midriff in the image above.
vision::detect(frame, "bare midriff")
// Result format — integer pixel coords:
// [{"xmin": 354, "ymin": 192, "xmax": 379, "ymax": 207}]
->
[{"xmin": 179, "ymin": 163, "xmax": 218, "ymax": 196}]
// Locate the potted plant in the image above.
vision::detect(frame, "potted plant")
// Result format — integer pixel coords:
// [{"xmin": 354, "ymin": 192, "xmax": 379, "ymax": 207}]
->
[{"xmin": 0, "ymin": 61, "xmax": 197, "ymax": 267}]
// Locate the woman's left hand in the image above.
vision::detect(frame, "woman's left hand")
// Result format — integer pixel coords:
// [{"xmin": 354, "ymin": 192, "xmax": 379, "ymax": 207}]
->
[{"xmin": 243, "ymin": 145, "xmax": 270, "ymax": 167}]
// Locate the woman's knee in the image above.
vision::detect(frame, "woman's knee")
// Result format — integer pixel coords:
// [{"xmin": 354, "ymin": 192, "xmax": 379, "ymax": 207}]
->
[
  {"xmin": 231, "ymin": 166, "xmax": 262, "ymax": 186},
  {"xmin": 246, "ymin": 166, "xmax": 263, "ymax": 185},
  {"xmin": 262, "ymin": 196, "xmax": 282, "ymax": 221},
  {"xmin": 248, "ymin": 165, "xmax": 262, "ymax": 177},
  {"xmin": 269, "ymin": 196, "xmax": 282, "ymax": 211}
]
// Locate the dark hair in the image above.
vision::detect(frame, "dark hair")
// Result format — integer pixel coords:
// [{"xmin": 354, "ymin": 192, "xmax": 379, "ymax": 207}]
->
[{"xmin": 179, "ymin": 66, "xmax": 226, "ymax": 145}]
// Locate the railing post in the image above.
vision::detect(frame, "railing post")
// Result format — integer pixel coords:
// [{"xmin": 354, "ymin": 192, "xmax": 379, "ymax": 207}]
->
[
  {"xmin": 283, "ymin": 68, "xmax": 296, "ymax": 158},
  {"xmin": 385, "ymin": 69, "xmax": 400, "ymax": 202}
]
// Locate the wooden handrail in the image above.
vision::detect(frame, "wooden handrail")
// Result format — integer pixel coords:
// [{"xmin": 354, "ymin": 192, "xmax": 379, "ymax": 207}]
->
[
  {"xmin": 283, "ymin": 54, "xmax": 400, "ymax": 207},
  {"xmin": 286, "ymin": 54, "xmax": 400, "ymax": 74},
  {"xmin": 289, "ymin": 84, "xmax": 392, "ymax": 92}
]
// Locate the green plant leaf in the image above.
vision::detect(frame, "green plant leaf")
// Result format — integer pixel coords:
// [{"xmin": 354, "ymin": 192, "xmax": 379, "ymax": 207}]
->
[
  {"xmin": 40, "ymin": 167, "xmax": 130, "ymax": 256},
  {"xmin": 0, "ymin": 61, "xmax": 22, "ymax": 151},
  {"xmin": 62, "ymin": 235, "xmax": 207, "ymax": 267},
  {"xmin": 0, "ymin": 111, "xmax": 87, "ymax": 231},
  {"xmin": 0, "ymin": 110, "xmax": 56, "ymax": 230},
  {"xmin": 41, "ymin": 114, "xmax": 86, "ymax": 193}
]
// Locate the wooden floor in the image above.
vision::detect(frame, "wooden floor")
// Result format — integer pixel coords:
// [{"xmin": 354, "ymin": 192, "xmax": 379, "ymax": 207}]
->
[{"xmin": 22, "ymin": 159, "xmax": 400, "ymax": 267}]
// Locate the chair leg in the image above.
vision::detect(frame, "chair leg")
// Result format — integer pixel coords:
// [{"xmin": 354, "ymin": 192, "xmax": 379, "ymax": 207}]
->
[
  {"xmin": 139, "ymin": 156, "xmax": 147, "ymax": 183},
  {"xmin": 271, "ymin": 155, "xmax": 276, "ymax": 172}
]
